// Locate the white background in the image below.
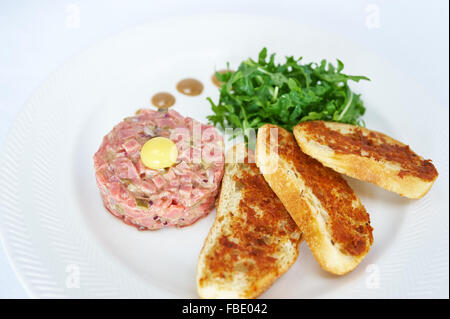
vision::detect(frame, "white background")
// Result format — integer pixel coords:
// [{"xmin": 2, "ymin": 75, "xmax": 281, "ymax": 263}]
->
[{"xmin": 0, "ymin": 0, "xmax": 448, "ymax": 298}]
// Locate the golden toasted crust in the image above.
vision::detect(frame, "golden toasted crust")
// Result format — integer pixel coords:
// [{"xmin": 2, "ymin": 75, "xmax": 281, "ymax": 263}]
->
[
  {"xmin": 293, "ymin": 121, "xmax": 438, "ymax": 199},
  {"xmin": 256, "ymin": 125, "xmax": 373, "ymax": 275},
  {"xmin": 196, "ymin": 144, "xmax": 302, "ymax": 298}
]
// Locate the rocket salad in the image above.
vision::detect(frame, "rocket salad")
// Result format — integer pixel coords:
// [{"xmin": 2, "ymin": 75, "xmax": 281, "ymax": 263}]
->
[{"xmin": 207, "ymin": 48, "xmax": 370, "ymax": 139}]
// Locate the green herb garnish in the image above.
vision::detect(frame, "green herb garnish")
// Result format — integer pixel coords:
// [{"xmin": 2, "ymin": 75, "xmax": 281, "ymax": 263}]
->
[{"xmin": 207, "ymin": 48, "xmax": 370, "ymax": 139}]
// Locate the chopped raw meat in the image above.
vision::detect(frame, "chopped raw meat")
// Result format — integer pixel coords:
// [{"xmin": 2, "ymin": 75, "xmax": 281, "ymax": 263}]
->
[{"xmin": 94, "ymin": 109, "xmax": 224, "ymax": 230}]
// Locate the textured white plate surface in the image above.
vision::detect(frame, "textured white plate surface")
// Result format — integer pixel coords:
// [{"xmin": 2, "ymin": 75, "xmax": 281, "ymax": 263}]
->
[{"xmin": 0, "ymin": 14, "xmax": 448, "ymax": 298}]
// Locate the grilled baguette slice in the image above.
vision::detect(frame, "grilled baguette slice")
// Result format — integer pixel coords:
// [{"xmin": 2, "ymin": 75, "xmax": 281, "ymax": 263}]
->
[
  {"xmin": 293, "ymin": 121, "xmax": 438, "ymax": 199},
  {"xmin": 197, "ymin": 144, "xmax": 302, "ymax": 299},
  {"xmin": 256, "ymin": 124, "xmax": 373, "ymax": 275}
]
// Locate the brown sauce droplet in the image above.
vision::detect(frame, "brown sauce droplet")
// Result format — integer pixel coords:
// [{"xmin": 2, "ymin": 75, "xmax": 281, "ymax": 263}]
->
[
  {"xmin": 176, "ymin": 78, "xmax": 203, "ymax": 96},
  {"xmin": 151, "ymin": 92, "xmax": 175, "ymax": 109},
  {"xmin": 211, "ymin": 69, "xmax": 234, "ymax": 88}
]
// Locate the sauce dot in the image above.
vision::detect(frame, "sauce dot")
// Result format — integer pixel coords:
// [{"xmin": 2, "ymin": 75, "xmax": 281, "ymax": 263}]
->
[
  {"xmin": 211, "ymin": 70, "xmax": 234, "ymax": 88},
  {"xmin": 176, "ymin": 78, "xmax": 204, "ymax": 96},
  {"xmin": 151, "ymin": 92, "xmax": 175, "ymax": 109}
]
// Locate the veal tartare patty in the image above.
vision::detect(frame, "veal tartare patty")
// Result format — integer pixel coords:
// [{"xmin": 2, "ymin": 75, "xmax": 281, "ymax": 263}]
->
[{"xmin": 93, "ymin": 109, "xmax": 224, "ymax": 230}]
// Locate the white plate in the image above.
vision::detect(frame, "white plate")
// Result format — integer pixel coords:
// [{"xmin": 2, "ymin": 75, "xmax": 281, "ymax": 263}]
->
[{"xmin": 0, "ymin": 14, "xmax": 448, "ymax": 298}]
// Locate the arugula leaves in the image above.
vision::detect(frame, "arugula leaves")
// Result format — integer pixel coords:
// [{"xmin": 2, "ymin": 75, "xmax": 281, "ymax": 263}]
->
[{"xmin": 207, "ymin": 48, "xmax": 369, "ymax": 138}]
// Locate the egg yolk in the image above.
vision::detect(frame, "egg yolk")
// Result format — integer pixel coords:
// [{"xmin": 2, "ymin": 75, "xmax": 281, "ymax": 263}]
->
[{"xmin": 140, "ymin": 137, "xmax": 178, "ymax": 169}]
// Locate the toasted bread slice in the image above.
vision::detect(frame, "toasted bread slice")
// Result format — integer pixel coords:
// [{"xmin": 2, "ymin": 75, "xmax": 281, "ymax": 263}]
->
[
  {"xmin": 293, "ymin": 121, "xmax": 438, "ymax": 199},
  {"xmin": 196, "ymin": 144, "xmax": 302, "ymax": 299},
  {"xmin": 256, "ymin": 124, "xmax": 373, "ymax": 275}
]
